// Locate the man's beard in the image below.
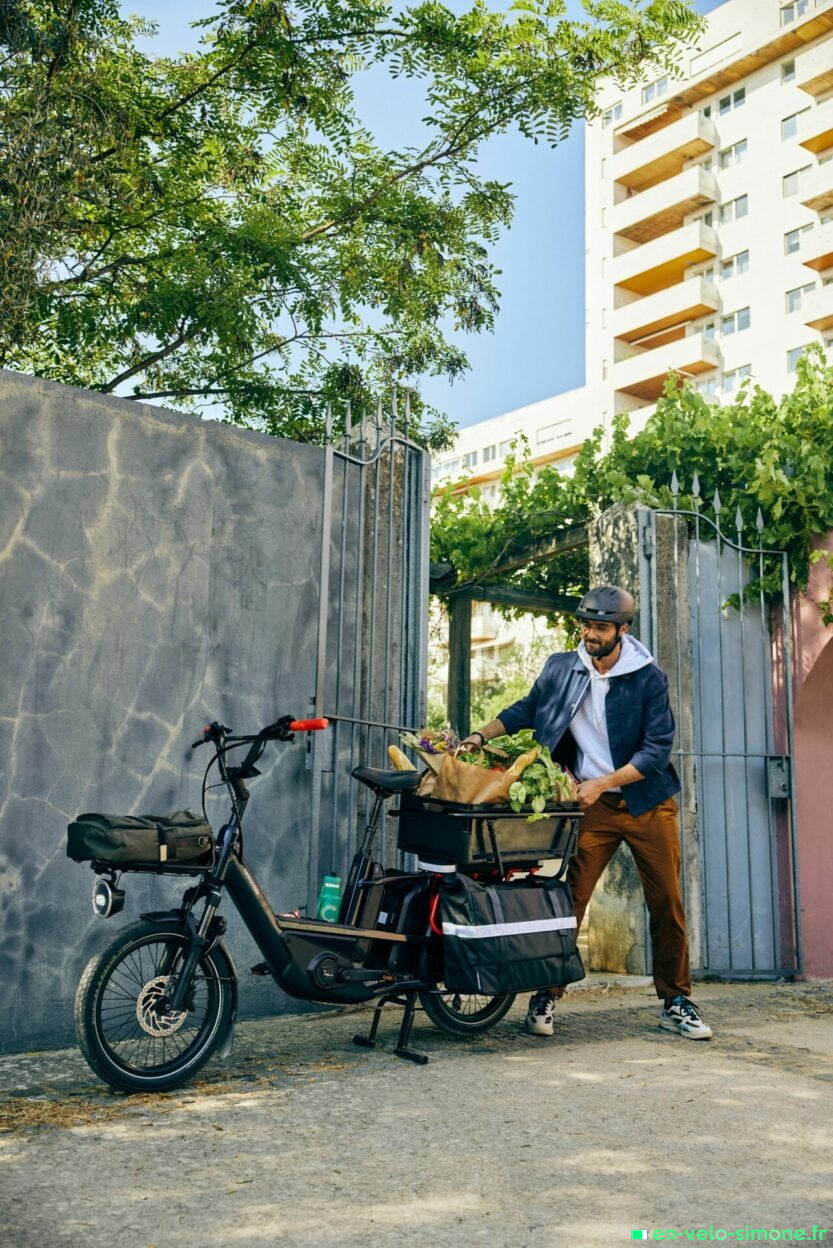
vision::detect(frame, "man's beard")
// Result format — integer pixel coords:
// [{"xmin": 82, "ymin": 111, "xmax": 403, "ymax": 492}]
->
[{"xmin": 585, "ymin": 632, "xmax": 621, "ymax": 661}]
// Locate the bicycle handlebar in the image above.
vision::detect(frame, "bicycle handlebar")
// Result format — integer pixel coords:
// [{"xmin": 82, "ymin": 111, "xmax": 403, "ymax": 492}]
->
[{"xmin": 191, "ymin": 716, "xmax": 329, "ymax": 750}]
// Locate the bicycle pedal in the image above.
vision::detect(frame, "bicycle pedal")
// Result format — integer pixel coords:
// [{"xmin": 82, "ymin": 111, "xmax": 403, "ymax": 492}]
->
[{"xmin": 250, "ymin": 962, "xmax": 272, "ymax": 976}]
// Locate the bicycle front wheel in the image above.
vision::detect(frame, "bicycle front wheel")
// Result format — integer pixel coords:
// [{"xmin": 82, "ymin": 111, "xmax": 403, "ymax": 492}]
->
[
  {"xmin": 75, "ymin": 919, "xmax": 235, "ymax": 1093},
  {"xmin": 418, "ymin": 984, "xmax": 515, "ymax": 1036}
]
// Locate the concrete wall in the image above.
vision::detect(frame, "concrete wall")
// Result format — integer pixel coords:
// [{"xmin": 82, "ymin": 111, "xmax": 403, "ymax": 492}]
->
[{"xmin": 0, "ymin": 371, "xmax": 362, "ymax": 1051}]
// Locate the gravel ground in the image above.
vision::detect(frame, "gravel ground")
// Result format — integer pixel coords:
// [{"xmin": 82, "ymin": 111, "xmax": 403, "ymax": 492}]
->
[{"xmin": 1, "ymin": 977, "xmax": 832, "ymax": 1248}]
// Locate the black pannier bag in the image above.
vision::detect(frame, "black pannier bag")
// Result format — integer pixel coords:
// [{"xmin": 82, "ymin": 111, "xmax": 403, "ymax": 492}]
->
[
  {"xmin": 439, "ymin": 874, "xmax": 585, "ymax": 996},
  {"xmin": 67, "ymin": 810, "xmax": 214, "ymax": 866}
]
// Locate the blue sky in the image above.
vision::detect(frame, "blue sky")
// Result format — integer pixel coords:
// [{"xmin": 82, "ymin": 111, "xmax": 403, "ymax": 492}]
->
[{"xmin": 130, "ymin": 0, "xmax": 727, "ymax": 428}]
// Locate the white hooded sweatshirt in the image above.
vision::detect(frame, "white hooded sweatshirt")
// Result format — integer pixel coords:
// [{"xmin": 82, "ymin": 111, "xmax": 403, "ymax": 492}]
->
[{"xmin": 569, "ymin": 633, "xmax": 655, "ymax": 787}]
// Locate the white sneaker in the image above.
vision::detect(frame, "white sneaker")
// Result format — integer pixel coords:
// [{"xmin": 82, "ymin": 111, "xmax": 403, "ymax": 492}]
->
[
  {"xmin": 660, "ymin": 994, "xmax": 713, "ymax": 1040},
  {"xmin": 525, "ymin": 991, "xmax": 555, "ymax": 1037}
]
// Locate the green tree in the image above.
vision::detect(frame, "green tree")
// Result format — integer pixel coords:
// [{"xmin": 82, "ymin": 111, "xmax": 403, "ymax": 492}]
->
[
  {"xmin": 1, "ymin": 0, "xmax": 701, "ymax": 441},
  {"xmin": 431, "ymin": 348, "xmax": 833, "ymax": 607}
]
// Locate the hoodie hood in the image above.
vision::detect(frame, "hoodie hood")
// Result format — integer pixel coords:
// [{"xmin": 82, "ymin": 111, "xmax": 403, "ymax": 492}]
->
[{"xmin": 577, "ymin": 631, "xmax": 654, "ymax": 677}]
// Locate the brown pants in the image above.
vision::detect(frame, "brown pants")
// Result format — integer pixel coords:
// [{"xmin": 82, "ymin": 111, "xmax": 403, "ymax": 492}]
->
[{"xmin": 554, "ymin": 793, "xmax": 691, "ymax": 1001}]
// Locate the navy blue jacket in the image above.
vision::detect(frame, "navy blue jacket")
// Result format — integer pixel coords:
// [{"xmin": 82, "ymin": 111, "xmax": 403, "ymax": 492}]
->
[{"xmin": 497, "ymin": 651, "xmax": 679, "ymax": 817}]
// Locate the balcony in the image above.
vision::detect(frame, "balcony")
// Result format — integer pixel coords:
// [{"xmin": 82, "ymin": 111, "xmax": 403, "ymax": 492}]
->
[
  {"xmin": 616, "ymin": 2, "xmax": 833, "ymax": 142},
  {"xmin": 798, "ymin": 96, "xmax": 833, "ymax": 156},
  {"xmin": 612, "ymin": 167, "xmax": 717, "ymax": 245},
  {"xmin": 613, "ymin": 276, "xmax": 719, "ymax": 344},
  {"xmin": 802, "ymin": 220, "xmax": 833, "ymax": 271},
  {"xmin": 803, "ymin": 284, "xmax": 833, "ymax": 331},
  {"xmin": 471, "ymin": 612, "xmax": 498, "ymax": 644},
  {"xmin": 612, "ymin": 221, "xmax": 719, "ymax": 297},
  {"xmin": 800, "ymin": 158, "xmax": 833, "ymax": 214},
  {"xmin": 796, "ymin": 34, "xmax": 833, "ymax": 99},
  {"xmin": 613, "ymin": 331, "xmax": 720, "ymax": 402},
  {"xmin": 613, "ymin": 113, "xmax": 716, "ymax": 194}
]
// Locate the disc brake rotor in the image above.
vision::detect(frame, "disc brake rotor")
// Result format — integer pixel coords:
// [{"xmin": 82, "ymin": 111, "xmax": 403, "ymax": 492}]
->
[{"xmin": 136, "ymin": 976, "xmax": 188, "ymax": 1037}]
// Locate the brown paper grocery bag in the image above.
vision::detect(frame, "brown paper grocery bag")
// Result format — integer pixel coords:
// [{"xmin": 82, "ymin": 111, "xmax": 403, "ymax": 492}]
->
[{"xmin": 430, "ymin": 749, "xmax": 514, "ymax": 806}]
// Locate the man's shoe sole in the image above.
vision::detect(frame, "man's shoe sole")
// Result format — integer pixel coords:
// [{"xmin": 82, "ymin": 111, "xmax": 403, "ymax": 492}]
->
[
  {"xmin": 659, "ymin": 1016, "xmax": 713, "ymax": 1040},
  {"xmin": 525, "ymin": 1019, "xmax": 554, "ymax": 1037}
]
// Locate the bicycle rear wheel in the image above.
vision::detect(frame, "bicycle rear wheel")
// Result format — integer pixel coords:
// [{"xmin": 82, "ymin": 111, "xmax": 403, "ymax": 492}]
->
[
  {"xmin": 75, "ymin": 919, "xmax": 235, "ymax": 1093},
  {"xmin": 418, "ymin": 984, "xmax": 515, "ymax": 1036}
]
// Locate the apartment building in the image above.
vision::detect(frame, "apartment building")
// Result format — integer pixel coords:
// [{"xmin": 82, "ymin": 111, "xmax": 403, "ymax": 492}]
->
[
  {"xmin": 590, "ymin": 0, "xmax": 833, "ymax": 429},
  {"xmin": 432, "ymin": 0, "xmax": 833, "ymax": 489},
  {"xmin": 429, "ymin": 386, "xmax": 586, "ymax": 494}
]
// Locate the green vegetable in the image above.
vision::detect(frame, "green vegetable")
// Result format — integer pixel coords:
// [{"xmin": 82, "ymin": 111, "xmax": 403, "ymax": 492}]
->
[{"xmin": 505, "ymin": 736, "xmax": 575, "ymax": 820}]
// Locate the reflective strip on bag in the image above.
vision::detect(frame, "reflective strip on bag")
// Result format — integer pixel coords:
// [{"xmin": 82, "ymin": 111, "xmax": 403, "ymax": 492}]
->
[{"xmin": 441, "ymin": 916, "xmax": 577, "ymax": 940}]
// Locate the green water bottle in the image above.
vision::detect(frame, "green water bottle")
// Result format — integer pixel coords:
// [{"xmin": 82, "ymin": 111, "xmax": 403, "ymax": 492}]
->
[{"xmin": 316, "ymin": 874, "xmax": 342, "ymax": 922}]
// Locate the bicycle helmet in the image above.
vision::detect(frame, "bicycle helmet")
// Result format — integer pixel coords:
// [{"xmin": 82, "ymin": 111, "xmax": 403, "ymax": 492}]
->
[{"xmin": 575, "ymin": 585, "xmax": 635, "ymax": 625}]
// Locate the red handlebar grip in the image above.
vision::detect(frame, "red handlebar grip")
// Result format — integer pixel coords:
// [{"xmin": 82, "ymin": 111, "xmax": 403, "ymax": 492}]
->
[{"xmin": 288, "ymin": 718, "xmax": 330, "ymax": 732}]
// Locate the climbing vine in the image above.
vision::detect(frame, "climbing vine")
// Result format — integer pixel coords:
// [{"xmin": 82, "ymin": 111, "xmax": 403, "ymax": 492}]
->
[{"xmin": 431, "ymin": 347, "xmax": 833, "ymax": 614}]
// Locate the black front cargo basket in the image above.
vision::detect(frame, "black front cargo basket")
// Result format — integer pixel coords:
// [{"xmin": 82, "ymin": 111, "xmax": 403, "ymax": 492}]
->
[{"xmin": 396, "ymin": 791, "xmax": 581, "ymax": 873}]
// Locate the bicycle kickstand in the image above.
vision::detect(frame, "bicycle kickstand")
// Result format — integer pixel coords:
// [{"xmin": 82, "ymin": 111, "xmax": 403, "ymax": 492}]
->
[
  {"xmin": 353, "ymin": 1000, "xmax": 385, "ymax": 1050},
  {"xmin": 394, "ymin": 992, "xmax": 428, "ymax": 1065}
]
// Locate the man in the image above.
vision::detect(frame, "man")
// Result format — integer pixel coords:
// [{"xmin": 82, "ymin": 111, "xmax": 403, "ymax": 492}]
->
[{"xmin": 461, "ymin": 585, "xmax": 712, "ymax": 1041}]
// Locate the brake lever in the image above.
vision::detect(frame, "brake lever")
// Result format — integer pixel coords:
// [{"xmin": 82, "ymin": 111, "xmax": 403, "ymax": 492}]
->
[
  {"xmin": 261, "ymin": 715, "xmax": 296, "ymax": 741},
  {"xmin": 191, "ymin": 721, "xmax": 232, "ymax": 749}
]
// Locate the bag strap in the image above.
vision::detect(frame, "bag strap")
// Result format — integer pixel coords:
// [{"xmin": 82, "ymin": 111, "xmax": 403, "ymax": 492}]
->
[{"xmin": 157, "ymin": 828, "xmax": 176, "ymax": 862}]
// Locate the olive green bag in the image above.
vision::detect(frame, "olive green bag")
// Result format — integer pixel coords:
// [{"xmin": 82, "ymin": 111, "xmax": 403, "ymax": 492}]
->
[{"xmin": 67, "ymin": 810, "xmax": 214, "ymax": 865}]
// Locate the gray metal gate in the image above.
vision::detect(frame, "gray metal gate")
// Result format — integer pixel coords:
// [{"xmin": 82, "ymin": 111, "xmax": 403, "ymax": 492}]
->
[
  {"xmin": 639, "ymin": 480, "xmax": 801, "ymax": 978},
  {"xmin": 305, "ymin": 399, "xmax": 430, "ymax": 906}
]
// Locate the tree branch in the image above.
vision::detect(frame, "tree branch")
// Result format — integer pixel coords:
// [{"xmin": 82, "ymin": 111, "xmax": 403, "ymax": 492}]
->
[{"xmin": 98, "ymin": 324, "xmax": 197, "ymax": 392}]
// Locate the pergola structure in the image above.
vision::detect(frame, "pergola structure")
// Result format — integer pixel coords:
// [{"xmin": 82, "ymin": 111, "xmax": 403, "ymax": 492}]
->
[{"xmin": 429, "ymin": 524, "xmax": 589, "ymax": 736}]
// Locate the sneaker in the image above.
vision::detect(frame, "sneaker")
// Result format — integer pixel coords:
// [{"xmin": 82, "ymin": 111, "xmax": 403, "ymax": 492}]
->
[
  {"xmin": 660, "ymin": 994, "xmax": 713, "ymax": 1040},
  {"xmin": 525, "ymin": 991, "xmax": 555, "ymax": 1037}
]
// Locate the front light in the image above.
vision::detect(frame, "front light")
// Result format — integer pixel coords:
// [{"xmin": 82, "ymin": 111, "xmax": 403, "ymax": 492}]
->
[{"xmin": 92, "ymin": 878, "xmax": 125, "ymax": 918}]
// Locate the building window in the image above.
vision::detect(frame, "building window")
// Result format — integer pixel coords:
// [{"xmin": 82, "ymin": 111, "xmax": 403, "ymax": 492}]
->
[
  {"xmin": 719, "ymin": 195, "xmax": 749, "ymax": 224},
  {"xmin": 695, "ymin": 375, "xmax": 720, "ymax": 397},
  {"xmin": 462, "ymin": 450, "xmax": 478, "ymax": 469},
  {"xmin": 498, "ymin": 440, "xmax": 513, "ymax": 458},
  {"xmin": 786, "ymin": 282, "xmax": 815, "ymax": 312},
  {"xmin": 719, "ymin": 139, "xmax": 748, "ymax": 169},
  {"xmin": 783, "ymin": 167, "xmax": 810, "ymax": 197},
  {"xmin": 703, "ymin": 320, "xmax": 717, "ymax": 341},
  {"xmin": 701, "ymin": 104, "xmax": 712, "ymax": 119},
  {"xmin": 482, "ymin": 444, "xmax": 496, "ymax": 463},
  {"xmin": 787, "ymin": 345, "xmax": 806, "ymax": 372},
  {"xmin": 602, "ymin": 102, "xmax": 622, "ymax": 128},
  {"xmin": 782, "ymin": 110, "xmax": 808, "ymax": 140},
  {"xmin": 537, "ymin": 419, "xmax": 571, "ymax": 447},
  {"xmin": 718, "ymin": 87, "xmax": 745, "ymax": 116},
  {"xmin": 722, "ymin": 307, "xmax": 751, "ymax": 335},
  {"xmin": 784, "ymin": 223, "xmax": 814, "ymax": 253},
  {"xmin": 723, "ymin": 365, "xmax": 752, "ymax": 393},
  {"xmin": 782, "ymin": 60, "xmax": 796, "ymax": 83},
  {"xmin": 721, "ymin": 250, "xmax": 750, "ymax": 280},
  {"xmin": 642, "ymin": 76, "xmax": 668, "ymax": 106},
  {"xmin": 781, "ymin": 0, "xmax": 809, "ymax": 24}
]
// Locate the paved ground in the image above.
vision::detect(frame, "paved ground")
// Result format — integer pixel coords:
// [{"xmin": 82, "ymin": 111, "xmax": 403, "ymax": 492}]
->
[{"xmin": 1, "ymin": 977, "xmax": 832, "ymax": 1248}]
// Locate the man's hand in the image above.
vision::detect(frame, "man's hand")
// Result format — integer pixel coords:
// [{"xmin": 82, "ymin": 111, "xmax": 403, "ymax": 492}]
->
[
  {"xmin": 575, "ymin": 777, "xmax": 610, "ymax": 810},
  {"xmin": 575, "ymin": 763, "xmax": 644, "ymax": 810}
]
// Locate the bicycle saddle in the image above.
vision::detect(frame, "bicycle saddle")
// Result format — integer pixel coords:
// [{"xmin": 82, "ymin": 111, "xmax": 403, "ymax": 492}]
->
[{"xmin": 351, "ymin": 766, "xmax": 421, "ymax": 795}]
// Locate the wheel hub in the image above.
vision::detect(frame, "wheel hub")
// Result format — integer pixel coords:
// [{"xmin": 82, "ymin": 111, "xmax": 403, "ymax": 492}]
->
[{"xmin": 136, "ymin": 976, "xmax": 188, "ymax": 1037}]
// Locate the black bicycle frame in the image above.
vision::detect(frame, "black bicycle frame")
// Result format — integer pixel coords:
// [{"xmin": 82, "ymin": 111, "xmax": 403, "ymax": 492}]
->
[{"xmin": 164, "ymin": 733, "xmax": 434, "ymax": 1014}]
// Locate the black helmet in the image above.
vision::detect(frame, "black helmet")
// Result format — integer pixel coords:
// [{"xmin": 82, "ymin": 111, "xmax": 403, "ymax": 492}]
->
[{"xmin": 575, "ymin": 585, "xmax": 635, "ymax": 625}]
